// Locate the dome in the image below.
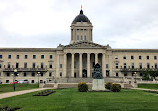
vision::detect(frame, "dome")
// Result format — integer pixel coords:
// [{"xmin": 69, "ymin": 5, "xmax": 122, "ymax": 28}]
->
[{"xmin": 72, "ymin": 10, "xmax": 91, "ymax": 24}]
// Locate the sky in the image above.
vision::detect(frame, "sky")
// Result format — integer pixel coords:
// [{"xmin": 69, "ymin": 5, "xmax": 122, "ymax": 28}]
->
[{"xmin": 0, "ymin": 0, "xmax": 158, "ymax": 49}]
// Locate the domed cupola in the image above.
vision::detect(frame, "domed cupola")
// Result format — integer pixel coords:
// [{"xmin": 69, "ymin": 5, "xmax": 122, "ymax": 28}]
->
[
  {"xmin": 72, "ymin": 10, "xmax": 91, "ymax": 24},
  {"xmin": 70, "ymin": 9, "xmax": 93, "ymax": 44}
]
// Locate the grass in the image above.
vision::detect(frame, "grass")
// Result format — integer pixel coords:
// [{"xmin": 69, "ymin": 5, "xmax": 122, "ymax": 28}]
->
[
  {"xmin": 0, "ymin": 88, "xmax": 158, "ymax": 111},
  {"xmin": 0, "ymin": 84, "xmax": 38, "ymax": 93},
  {"xmin": 138, "ymin": 84, "xmax": 158, "ymax": 90}
]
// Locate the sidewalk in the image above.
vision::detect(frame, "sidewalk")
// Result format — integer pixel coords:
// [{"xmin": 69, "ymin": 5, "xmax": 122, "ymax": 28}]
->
[
  {"xmin": 0, "ymin": 88, "xmax": 51, "ymax": 99},
  {"xmin": 132, "ymin": 88, "xmax": 158, "ymax": 91}
]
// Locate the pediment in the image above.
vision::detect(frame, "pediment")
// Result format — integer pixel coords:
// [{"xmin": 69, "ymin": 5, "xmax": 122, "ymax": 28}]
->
[{"xmin": 65, "ymin": 41, "xmax": 106, "ymax": 49}]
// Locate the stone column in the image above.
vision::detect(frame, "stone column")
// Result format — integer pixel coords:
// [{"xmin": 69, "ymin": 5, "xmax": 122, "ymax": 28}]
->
[
  {"xmin": 79, "ymin": 53, "xmax": 83, "ymax": 78},
  {"xmin": 63, "ymin": 53, "xmax": 67, "ymax": 78},
  {"xmin": 95, "ymin": 53, "xmax": 98, "ymax": 64},
  {"xmin": 102, "ymin": 53, "xmax": 106, "ymax": 77},
  {"xmin": 71, "ymin": 53, "xmax": 74, "ymax": 77},
  {"xmin": 56, "ymin": 54, "xmax": 59, "ymax": 78},
  {"xmin": 87, "ymin": 53, "xmax": 90, "ymax": 78}
]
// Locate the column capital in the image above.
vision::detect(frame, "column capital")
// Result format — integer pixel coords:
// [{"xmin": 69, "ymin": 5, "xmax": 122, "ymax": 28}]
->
[
  {"xmin": 87, "ymin": 53, "xmax": 91, "ymax": 55},
  {"xmin": 71, "ymin": 53, "xmax": 75, "ymax": 55},
  {"xmin": 79, "ymin": 53, "xmax": 83, "ymax": 55}
]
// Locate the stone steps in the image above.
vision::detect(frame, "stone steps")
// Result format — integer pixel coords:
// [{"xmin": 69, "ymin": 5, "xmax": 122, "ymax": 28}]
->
[{"xmin": 124, "ymin": 84, "xmax": 134, "ymax": 89}]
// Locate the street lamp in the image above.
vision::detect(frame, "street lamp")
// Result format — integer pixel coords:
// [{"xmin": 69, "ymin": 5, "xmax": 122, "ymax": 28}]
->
[
  {"xmin": 11, "ymin": 69, "xmax": 19, "ymax": 91},
  {"xmin": 37, "ymin": 72, "xmax": 41, "ymax": 84},
  {"xmin": 133, "ymin": 72, "xmax": 137, "ymax": 83}
]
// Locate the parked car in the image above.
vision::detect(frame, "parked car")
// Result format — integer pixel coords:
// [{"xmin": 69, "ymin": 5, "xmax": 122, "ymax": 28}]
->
[
  {"xmin": 10, "ymin": 81, "xmax": 18, "ymax": 84},
  {"xmin": 18, "ymin": 79, "xmax": 29, "ymax": 84}
]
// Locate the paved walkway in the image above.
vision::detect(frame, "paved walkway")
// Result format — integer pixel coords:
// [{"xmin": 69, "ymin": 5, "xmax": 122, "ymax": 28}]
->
[
  {"xmin": 132, "ymin": 88, "xmax": 158, "ymax": 91},
  {"xmin": 0, "ymin": 88, "xmax": 51, "ymax": 99}
]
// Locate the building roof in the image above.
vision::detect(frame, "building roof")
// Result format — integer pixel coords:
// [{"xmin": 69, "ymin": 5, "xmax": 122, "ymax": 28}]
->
[
  {"xmin": 0, "ymin": 48, "xmax": 56, "ymax": 52},
  {"xmin": 72, "ymin": 10, "xmax": 91, "ymax": 24}
]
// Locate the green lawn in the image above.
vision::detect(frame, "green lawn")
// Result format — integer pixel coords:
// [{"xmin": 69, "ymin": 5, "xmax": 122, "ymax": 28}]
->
[
  {"xmin": 138, "ymin": 84, "xmax": 158, "ymax": 90},
  {"xmin": 0, "ymin": 84, "xmax": 38, "ymax": 93},
  {"xmin": 0, "ymin": 88, "xmax": 158, "ymax": 111}
]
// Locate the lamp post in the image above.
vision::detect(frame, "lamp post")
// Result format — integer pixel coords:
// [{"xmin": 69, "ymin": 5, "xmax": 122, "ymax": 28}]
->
[
  {"xmin": 133, "ymin": 72, "xmax": 137, "ymax": 83},
  {"xmin": 37, "ymin": 72, "xmax": 41, "ymax": 85},
  {"xmin": 11, "ymin": 69, "xmax": 18, "ymax": 91}
]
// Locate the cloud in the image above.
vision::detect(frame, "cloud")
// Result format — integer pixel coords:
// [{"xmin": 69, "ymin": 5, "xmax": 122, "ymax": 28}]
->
[{"xmin": 0, "ymin": 0, "xmax": 158, "ymax": 49}]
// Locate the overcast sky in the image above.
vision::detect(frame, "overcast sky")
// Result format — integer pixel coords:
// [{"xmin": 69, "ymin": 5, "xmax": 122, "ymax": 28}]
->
[{"xmin": 0, "ymin": 0, "xmax": 158, "ymax": 49}]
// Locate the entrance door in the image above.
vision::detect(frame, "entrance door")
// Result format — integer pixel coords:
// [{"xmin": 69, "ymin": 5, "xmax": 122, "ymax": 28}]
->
[{"xmin": 82, "ymin": 69, "xmax": 87, "ymax": 78}]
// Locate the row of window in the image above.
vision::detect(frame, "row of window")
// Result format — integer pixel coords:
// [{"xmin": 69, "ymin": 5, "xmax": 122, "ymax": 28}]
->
[
  {"xmin": 0, "ymin": 55, "xmax": 53, "ymax": 59},
  {"xmin": 115, "ymin": 72, "xmax": 143, "ymax": 77},
  {"xmin": 115, "ymin": 63, "xmax": 158, "ymax": 69},
  {"xmin": 77, "ymin": 35, "xmax": 87, "ymax": 40},
  {"xmin": 0, "ymin": 63, "xmax": 63, "ymax": 69},
  {"xmin": 115, "ymin": 55, "xmax": 157, "ymax": 60}
]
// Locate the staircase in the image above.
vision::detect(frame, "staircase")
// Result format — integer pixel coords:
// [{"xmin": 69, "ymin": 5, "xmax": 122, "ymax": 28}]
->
[
  {"xmin": 124, "ymin": 84, "xmax": 134, "ymax": 89},
  {"xmin": 43, "ymin": 84, "xmax": 54, "ymax": 88}
]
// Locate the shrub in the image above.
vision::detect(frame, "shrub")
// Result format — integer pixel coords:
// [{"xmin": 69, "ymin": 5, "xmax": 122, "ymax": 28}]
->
[
  {"xmin": 111, "ymin": 83, "xmax": 121, "ymax": 92},
  {"xmin": 105, "ymin": 82, "xmax": 112, "ymax": 89},
  {"xmin": 78, "ymin": 82, "xmax": 88, "ymax": 92}
]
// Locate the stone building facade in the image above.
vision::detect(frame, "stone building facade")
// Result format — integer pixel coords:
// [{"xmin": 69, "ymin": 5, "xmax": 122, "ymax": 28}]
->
[{"xmin": 0, "ymin": 9, "xmax": 158, "ymax": 84}]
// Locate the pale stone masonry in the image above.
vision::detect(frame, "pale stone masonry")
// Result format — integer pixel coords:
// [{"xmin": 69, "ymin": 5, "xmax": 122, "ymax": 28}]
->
[{"xmin": 0, "ymin": 9, "xmax": 158, "ymax": 84}]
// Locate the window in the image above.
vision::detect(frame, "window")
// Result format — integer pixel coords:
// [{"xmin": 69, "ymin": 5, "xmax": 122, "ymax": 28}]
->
[
  {"xmin": 77, "ymin": 35, "xmax": 79, "ymax": 40},
  {"xmin": 132, "ymin": 63, "xmax": 134, "ymax": 69},
  {"xmin": 123, "ymin": 56, "xmax": 126, "ymax": 59},
  {"xmin": 32, "ymin": 73, "xmax": 35, "ymax": 77},
  {"xmin": 140, "ymin": 73, "xmax": 143, "ymax": 76},
  {"xmin": 139, "ymin": 56, "xmax": 142, "ymax": 60},
  {"xmin": 81, "ymin": 36, "xmax": 83, "ymax": 40},
  {"xmin": 139, "ymin": 63, "xmax": 142, "ymax": 69},
  {"xmin": 32, "ymin": 63, "xmax": 36, "ymax": 68},
  {"xmin": 17, "ymin": 55, "xmax": 19, "ymax": 59},
  {"xmin": 16, "ymin": 63, "xmax": 19, "ymax": 68},
  {"xmin": 154, "ymin": 56, "xmax": 157, "ymax": 60},
  {"xmin": 6, "ymin": 80, "xmax": 9, "ymax": 83},
  {"xmin": 7, "ymin": 72, "xmax": 10, "ymax": 76},
  {"xmin": 116, "ymin": 72, "xmax": 119, "ymax": 77},
  {"xmin": 124, "ymin": 72, "xmax": 127, "ymax": 76},
  {"xmin": 60, "ymin": 72, "xmax": 62, "ymax": 77},
  {"xmin": 25, "ymin": 55, "xmax": 28, "ymax": 59},
  {"xmin": 106, "ymin": 64, "xmax": 108, "ymax": 68},
  {"xmin": 24, "ymin": 73, "xmax": 27, "ymax": 77},
  {"xmin": 40, "ymin": 73, "xmax": 43, "ymax": 77},
  {"xmin": 115, "ymin": 63, "xmax": 118, "ymax": 69},
  {"xmin": 49, "ymin": 63, "xmax": 52, "ymax": 68},
  {"xmin": 24, "ymin": 63, "xmax": 27, "ymax": 68},
  {"xmin": 84, "ymin": 36, "xmax": 86, "ymax": 40},
  {"xmin": 147, "ymin": 63, "xmax": 150, "ymax": 68},
  {"xmin": 33, "ymin": 55, "xmax": 36, "ymax": 59},
  {"xmin": 124, "ymin": 63, "xmax": 126, "ymax": 69},
  {"xmin": 8, "ymin": 62, "xmax": 11, "ymax": 68},
  {"xmin": 0, "ymin": 55, "xmax": 2, "ymax": 59},
  {"xmin": 155, "ymin": 63, "xmax": 157, "ymax": 69},
  {"xmin": 146, "ymin": 56, "xmax": 149, "ymax": 60},
  {"xmin": 0, "ymin": 63, "xmax": 1, "ymax": 68},
  {"xmin": 31, "ymin": 80, "xmax": 34, "ymax": 83},
  {"xmin": 74, "ymin": 61, "xmax": 77, "ymax": 68},
  {"xmin": 50, "ymin": 55, "xmax": 53, "ymax": 59},
  {"xmin": 41, "ymin": 55, "xmax": 44, "ymax": 59},
  {"xmin": 115, "ymin": 55, "xmax": 118, "ymax": 59},
  {"xmin": 131, "ymin": 56, "xmax": 134, "ymax": 60},
  {"xmin": 49, "ymin": 72, "xmax": 52, "ymax": 77},
  {"xmin": 41, "ymin": 63, "xmax": 44, "ymax": 68},
  {"xmin": 8, "ymin": 55, "xmax": 11, "ymax": 59},
  {"xmin": 60, "ymin": 64, "xmax": 62, "ymax": 68}
]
